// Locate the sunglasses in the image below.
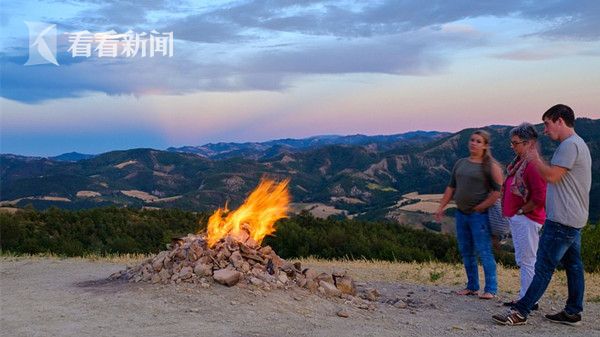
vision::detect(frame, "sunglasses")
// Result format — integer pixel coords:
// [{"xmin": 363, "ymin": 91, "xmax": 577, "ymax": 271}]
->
[{"xmin": 510, "ymin": 140, "xmax": 528, "ymax": 146}]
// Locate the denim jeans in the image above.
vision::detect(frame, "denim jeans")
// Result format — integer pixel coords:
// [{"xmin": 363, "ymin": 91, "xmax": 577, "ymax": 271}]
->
[
  {"xmin": 514, "ymin": 220, "xmax": 585, "ymax": 317},
  {"xmin": 455, "ymin": 210, "xmax": 498, "ymax": 294}
]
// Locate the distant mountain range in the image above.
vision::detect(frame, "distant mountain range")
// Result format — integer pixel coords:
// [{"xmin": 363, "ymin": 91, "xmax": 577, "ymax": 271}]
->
[
  {"xmin": 166, "ymin": 131, "xmax": 450, "ymax": 159},
  {"xmin": 1, "ymin": 120, "xmax": 598, "ymax": 222},
  {"xmin": 30, "ymin": 131, "xmax": 450, "ymax": 162},
  {"xmin": 50, "ymin": 152, "xmax": 96, "ymax": 162}
]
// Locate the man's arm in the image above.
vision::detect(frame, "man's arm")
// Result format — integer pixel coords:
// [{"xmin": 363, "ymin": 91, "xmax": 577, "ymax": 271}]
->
[{"xmin": 527, "ymin": 149, "xmax": 568, "ymax": 183}]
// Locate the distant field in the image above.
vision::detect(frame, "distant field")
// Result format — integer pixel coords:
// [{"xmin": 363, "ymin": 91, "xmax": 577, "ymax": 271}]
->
[
  {"xmin": 290, "ymin": 202, "xmax": 346, "ymax": 218},
  {"xmin": 396, "ymin": 192, "xmax": 456, "ymax": 214},
  {"xmin": 0, "ymin": 207, "xmax": 20, "ymax": 214}
]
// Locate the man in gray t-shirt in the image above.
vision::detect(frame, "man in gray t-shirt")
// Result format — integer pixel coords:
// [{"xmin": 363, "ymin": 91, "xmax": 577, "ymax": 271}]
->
[
  {"xmin": 546, "ymin": 133, "xmax": 592, "ymax": 228},
  {"xmin": 493, "ymin": 104, "xmax": 592, "ymax": 327}
]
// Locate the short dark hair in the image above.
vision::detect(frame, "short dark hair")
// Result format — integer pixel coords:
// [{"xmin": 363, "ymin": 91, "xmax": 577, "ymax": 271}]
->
[
  {"xmin": 542, "ymin": 104, "xmax": 575, "ymax": 127},
  {"xmin": 510, "ymin": 122, "xmax": 538, "ymax": 141}
]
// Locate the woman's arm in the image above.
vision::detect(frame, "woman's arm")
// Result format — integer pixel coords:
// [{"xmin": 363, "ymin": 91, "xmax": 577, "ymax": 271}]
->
[
  {"xmin": 435, "ymin": 186, "xmax": 455, "ymax": 221},
  {"xmin": 473, "ymin": 161, "xmax": 503, "ymax": 212}
]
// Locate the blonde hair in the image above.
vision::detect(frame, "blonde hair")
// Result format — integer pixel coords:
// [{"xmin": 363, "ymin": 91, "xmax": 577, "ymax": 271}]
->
[{"xmin": 472, "ymin": 129, "xmax": 496, "ymax": 175}]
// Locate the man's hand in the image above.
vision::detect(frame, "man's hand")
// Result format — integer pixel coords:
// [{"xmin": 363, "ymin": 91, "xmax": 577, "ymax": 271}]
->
[
  {"xmin": 525, "ymin": 146, "xmax": 568, "ymax": 183},
  {"xmin": 525, "ymin": 146, "xmax": 541, "ymax": 163}
]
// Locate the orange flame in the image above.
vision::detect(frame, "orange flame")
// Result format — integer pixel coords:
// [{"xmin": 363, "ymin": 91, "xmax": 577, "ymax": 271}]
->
[{"xmin": 205, "ymin": 178, "xmax": 290, "ymax": 247}]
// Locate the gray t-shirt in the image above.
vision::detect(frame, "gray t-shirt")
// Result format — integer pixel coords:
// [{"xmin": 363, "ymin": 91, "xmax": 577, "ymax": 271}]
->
[
  {"xmin": 546, "ymin": 134, "xmax": 592, "ymax": 228},
  {"xmin": 448, "ymin": 158, "xmax": 501, "ymax": 214}
]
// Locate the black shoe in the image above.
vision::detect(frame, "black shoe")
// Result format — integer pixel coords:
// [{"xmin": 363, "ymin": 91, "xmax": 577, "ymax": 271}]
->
[
  {"xmin": 502, "ymin": 301, "xmax": 539, "ymax": 311},
  {"xmin": 545, "ymin": 310, "xmax": 582, "ymax": 326}
]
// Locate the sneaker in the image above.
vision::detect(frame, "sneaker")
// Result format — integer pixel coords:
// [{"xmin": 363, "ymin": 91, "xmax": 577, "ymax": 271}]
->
[
  {"xmin": 545, "ymin": 310, "xmax": 582, "ymax": 326},
  {"xmin": 492, "ymin": 309, "xmax": 527, "ymax": 326},
  {"xmin": 502, "ymin": 300, "xmax": 539, "ymax": 310}
]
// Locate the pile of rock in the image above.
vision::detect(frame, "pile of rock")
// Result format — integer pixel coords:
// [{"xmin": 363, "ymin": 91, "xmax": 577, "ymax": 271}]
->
[{"xmin": 110, "ymin": 232, "xmax": 379, "ymax": 306}]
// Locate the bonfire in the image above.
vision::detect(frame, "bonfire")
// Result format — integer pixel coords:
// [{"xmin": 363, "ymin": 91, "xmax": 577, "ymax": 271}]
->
[{"xmin": 111, "ymin": 178, "xmax": 379, "ymax": 305}]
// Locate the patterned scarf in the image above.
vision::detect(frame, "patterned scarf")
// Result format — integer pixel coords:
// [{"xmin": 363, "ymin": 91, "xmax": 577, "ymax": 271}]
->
[{"xmin": 506, "ymin": 156, "xmax": 529, "ymax": 202}]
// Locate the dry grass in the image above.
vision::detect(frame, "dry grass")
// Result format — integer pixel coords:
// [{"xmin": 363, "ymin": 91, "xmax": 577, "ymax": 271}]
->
[
  {"xmin": 76, "ymin": 191, "xmax": 102, "ymax": 198},
  {"xmin": 0, "ymin": 252, "xmax": 151, "ymax": 265},
  {"xmin": 3, "ymin": 253, "xmax": 598, "ymax": 302},
  {"xmin": 297, "ymin": 257, "xmax": 600, "ymax": 302},
  {"xmin": 120, "ymin": 190, "xmax": 159, "ymax": 202}
]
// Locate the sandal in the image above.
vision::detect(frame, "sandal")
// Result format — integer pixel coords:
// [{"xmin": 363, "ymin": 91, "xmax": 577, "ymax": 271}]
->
[
  {"xmin": 456, "ymin": 289, "xmax": 478, "ymax": 296},
  {"xmin": 479, "ymin": 292, "xmax": 496, "ymax": 300}
]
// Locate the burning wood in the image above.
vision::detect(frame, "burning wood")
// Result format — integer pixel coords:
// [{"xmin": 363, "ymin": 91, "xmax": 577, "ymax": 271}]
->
[
  {"xmin": 206, "ymin": 179, "xmax": 290, "ymax": 247},
  {"xmin": 110, "ymin": 178, "xmax": 378, "ymax": 307}
]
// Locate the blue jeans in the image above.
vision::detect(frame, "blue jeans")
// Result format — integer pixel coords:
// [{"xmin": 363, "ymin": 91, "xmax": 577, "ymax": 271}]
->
[
  {"xmin": 514, "ymin": 220, "xmax": 585, "ymax": 317},
  {"xmin": 455, "ymin": 210, "xmax": 497, "ymax": 294}
]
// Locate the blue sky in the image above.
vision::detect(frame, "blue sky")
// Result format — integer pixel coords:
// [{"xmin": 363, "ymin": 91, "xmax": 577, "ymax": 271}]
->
[{"xmin": 1, "ymin": 0, "xmax": 599, "ymax": 156}]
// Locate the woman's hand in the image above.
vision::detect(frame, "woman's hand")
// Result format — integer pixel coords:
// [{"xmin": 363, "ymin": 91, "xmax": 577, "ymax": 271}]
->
[
  {"xmin": 434, "ymin": 207, "xmax": 444, "ymax": 222},
  {"xmin": 473, "ymin": 204, "xmax": 486, "ymax": 213}
]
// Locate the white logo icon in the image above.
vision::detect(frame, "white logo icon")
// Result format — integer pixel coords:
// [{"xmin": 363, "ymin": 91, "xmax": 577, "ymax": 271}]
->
[{"xmin": 25, "ymin": 21, "xmax": 59, "ymax": 66}]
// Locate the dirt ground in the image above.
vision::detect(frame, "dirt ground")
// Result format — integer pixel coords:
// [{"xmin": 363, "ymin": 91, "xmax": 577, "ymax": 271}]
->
[{"xmin": 1, "ymin": 258, "xmax": 599, "ymax": 337}]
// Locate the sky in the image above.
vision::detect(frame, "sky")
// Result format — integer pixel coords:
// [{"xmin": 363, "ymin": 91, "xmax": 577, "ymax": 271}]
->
[{"xmin": 1, "ymin": 0, "xmax": 599, "ymax": 157}]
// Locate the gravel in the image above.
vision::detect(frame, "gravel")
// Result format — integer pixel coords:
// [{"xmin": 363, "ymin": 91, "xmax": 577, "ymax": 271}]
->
[{"xmin": 1, "ymin": 258, "xmax": 599, "ymax": 337}]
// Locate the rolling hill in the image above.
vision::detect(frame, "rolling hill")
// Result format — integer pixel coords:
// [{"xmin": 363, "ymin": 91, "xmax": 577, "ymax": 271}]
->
[{"xmin": 1, "ymin": 119, "xmax": 598, "ymax": 222}]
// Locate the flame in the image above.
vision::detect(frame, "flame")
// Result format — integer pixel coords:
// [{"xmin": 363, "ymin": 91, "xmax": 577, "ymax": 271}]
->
[{"xmin": 205, "ymin": 178, "xmax": 290, "ymax": 247}]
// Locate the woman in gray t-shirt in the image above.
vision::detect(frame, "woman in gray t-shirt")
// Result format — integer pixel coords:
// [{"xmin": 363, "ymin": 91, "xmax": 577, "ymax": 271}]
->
[{"xmin": 435, "ymin": 130, "xmax": 503, "ymax": 299}]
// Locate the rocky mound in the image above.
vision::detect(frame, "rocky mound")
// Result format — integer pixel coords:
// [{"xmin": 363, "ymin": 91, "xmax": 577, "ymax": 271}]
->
[{"xmin": 110, "ymin": 232, "xmax": 379, "ymax": 308}]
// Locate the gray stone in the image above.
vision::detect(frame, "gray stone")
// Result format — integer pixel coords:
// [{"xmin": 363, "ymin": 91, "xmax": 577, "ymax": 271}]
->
[
  {"xmin": 335, "ymin": 276, "xmax": 356, "ymax": 295},
  {"xmin": 363, "ymin": 288, "xmax": 380, "ymax": 301},
  {"xmin": 277, "ymin": 274, "xmax": 289, "ymax": 284},
  {"xmin": 150, "ymin": 274, "xmax": 161, "ymax": 284},
  {"xmin": 319, "ymin": 281, "xmax": 342, "ymax": 297},
  {"xmin": 158, "ymin": 268, "xmax": 171, "ymax": 283},
  {"xmin": 179, "ymin": 266, "xmax": 193, "ymax": 279},
  {"xmin": 393, "ymin": 300, "xmax": 407, "ymax": 309},
  {"xmin": 229, "ymin": 251, "xmax": 244, "ymax": 268},
  {"xmin": 305, "ymin": 279, "xmax": 318, "ymax": 293},
  {"xmin": 316, "ymin": 272, "xmax": 334, "ymax": 284},
  {"xmin": 213, "ymin": 269, "xmax": 241, "ymax": 287},
  {"xmin": 194, "ymin": 263, "xmax": 213, "ymax": 277},
  {"xmin": 332, "ymin": 269, "xmax": 347, "ymax": 278},
  {"xmin": 249, "ymin": 277, "xmax": 264, "ymax": 286},
  {"xmin": 336, "ymin": 310, "xmax": 349, "ymax": 318},
  {"xmin": 303, "ymin": 268, "xmax": 318, "ymax": 281}
]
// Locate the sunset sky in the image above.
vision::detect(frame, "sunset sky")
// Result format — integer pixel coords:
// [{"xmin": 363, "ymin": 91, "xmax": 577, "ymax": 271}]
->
[{"xmin": 1, "ymin": 0, "xmax": 599, "ymax": 156}]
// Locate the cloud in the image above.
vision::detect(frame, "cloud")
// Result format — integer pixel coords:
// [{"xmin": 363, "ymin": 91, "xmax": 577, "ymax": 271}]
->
[
  {"xmin": 2, "ymin": 0, "xmax": 598, "ymax": 103},
  {"xmin": 159, "ymin": 14, "xmax": 252, "ymax": 43},
  {"xmin": 1, "ymin": 54, "xmax": 230, "ymax": 103},
  {"xmin": 1, "ymin": 23, "xmax": 487, "ymax": 104},
  {"xmin": 517, "ymin": 1, "xmax": 600, "ymax": 40}
]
